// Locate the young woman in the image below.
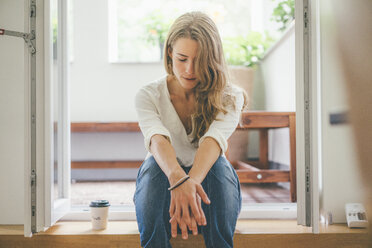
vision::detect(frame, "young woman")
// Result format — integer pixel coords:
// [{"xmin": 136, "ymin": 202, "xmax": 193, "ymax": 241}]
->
[{"xmin": 134, "ymin": 11, "xmax": 247, "ymax": 248}]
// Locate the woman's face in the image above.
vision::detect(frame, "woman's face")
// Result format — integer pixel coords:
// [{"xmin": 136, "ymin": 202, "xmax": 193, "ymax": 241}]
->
[{"xmin": 169, "ymin": 38, "xmax": 199, "ymax": 91}]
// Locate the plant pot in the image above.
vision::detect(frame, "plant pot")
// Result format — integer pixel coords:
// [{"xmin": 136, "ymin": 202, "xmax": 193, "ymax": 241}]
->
[
  {"xmin": 228, "ymin": 66, "xmax": 255, "ymax": 103},
  {"xmin": 227, "ymin": 66, "xmax": 255, "ymax": 162}
]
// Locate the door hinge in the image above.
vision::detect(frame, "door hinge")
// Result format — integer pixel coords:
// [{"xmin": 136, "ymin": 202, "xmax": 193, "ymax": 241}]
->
[
  {"xmin": 31, "ymin": 170, "xmax": 37, "ymax": 232},
  {"xmin": 304, "ymin": 7, "xmax": 309, "ymax": 31},
  {"xmin": 31, "ymin": 206, "xmax": 36, "ymax": 217},
  {"xmin": 30, "ymin": 3, "xmax": 36, "ymax": 18},
  {"xmin": 31, "ymin": 172, "xmax": 36, "ymax": 187}
]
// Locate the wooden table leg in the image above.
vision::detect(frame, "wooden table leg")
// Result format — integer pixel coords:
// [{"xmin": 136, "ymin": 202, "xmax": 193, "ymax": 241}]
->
[
  {"xmin": 259, "ymin": 129, "xmax": 269, "ymax": 169},
  {"xmin": 289, "ymin": 114, "xmax": 297, "ymax": 202},
  {"xmin": 230, "ymin": 112, "xmax": 297, "ymax": 203}
]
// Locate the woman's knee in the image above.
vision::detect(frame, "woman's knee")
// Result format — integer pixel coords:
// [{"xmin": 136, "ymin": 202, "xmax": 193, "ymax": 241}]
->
[
  {"xmin": 201, "ymin": 157, "xmax": 241, "ymax": 248},
  {"xmin": 134, "ymin": 156, "xmax": 169, "ymax": 206},
  {"xmin": 204, "ymin": 156, "xmax": 241, "ymax": 213},
  {"xmin": 137, "ymin": 156, "xmax": 164, "ymax": 180},
  {"xmin": 208, "ymin": 156, "xmax": 239, "ymax": 188},
  {"xmin": 134, "ymin": 158, "xmax": 172, "ymax": 247}
]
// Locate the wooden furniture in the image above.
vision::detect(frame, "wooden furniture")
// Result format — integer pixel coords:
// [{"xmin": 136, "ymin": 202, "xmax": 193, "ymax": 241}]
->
[
  {"xmin": 70, "ymin": 122, "xmax": 143, "ymax": 169},
  {"xmin": 227, "ymin": 112, "xmax": 296, "ymax": 202},
  {"xmin": 70, "ymin": 111, "xmax": 296, "ymax": 202}
]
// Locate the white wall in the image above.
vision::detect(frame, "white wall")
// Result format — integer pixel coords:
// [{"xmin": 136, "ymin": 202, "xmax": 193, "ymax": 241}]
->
[
  {"xmin": 319, "ymin": 1, "xmax": 365, "ymax": 223},
  {"xmin": 70, "ymin": 0, "xmax": 165, "ymax": 122},
  {"xmin": 255, "ymin": 24, "xmax": 295, "ymax": 165},
  {"xmin": 0, "ymin": 0, "xmax": 25, "ymax": 224},
  {"xmin": 69, "ymin": 0, "xmax": 163, "ymax": 162},
  {"xmin": 71, "ymin": 133, "xmax": 146, "ymax": 161}
]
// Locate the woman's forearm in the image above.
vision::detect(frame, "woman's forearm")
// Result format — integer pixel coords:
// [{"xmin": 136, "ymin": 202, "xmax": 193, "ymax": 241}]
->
[
  {"xmin": 150, "ymin": 134, "xmax": 187, "ymax": 185},
  {"xmin": 152, "ymin": 135, "xmax": 213, "ymax": 232},
  {"xmin": 188, "ymin": 137, "xmax": 221, "ymax": 184}
]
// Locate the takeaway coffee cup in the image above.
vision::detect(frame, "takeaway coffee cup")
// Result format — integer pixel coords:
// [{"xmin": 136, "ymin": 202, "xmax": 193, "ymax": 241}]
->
[{"xmin": 89, "ymin": 200, "xmax": 110, "ymax": 230}]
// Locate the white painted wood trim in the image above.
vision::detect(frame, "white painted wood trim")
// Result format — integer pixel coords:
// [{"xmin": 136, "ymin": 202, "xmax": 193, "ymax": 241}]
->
[
  {"xmin": 24, "ymin": 0, "xmax": 32, "ymax": 238},
  {"xmin": 295, "ymin": 0, "xmax": 322, "ymax": 233},
  {"xmin": 44, "ymin": 0, "xmax": 53, "ymax": 229},
  {"xmin": 310, "ymin": 0, "xmax": 321, "ymax": 234},
  {"xmin": 108, "ymin": 0, "xmax": 118, "ymax": 63},
  {"xmin": 61, "ymin": 0, "xmax": 71, "ymax": 202},
  {"xmin": 36, "ymin": 0, "xmax": 46, "ymax": 233},
  {"xmin": 24, "ymin": 0, "xmax": 47, "ymax": 236},
  {"xmin": 24, "ymin": 0, "xmax": 71, "ymax": 234},
  {"xmin": 61, "ymin": 203, "xmax": 297, "ymax": 221},
  {"xmin": 49, "ymin": 0, "xmax": 71, "ymax": 227},
  {"xmin": 295, "ymin": 0, "xmax": 306, "ymax": 227}
]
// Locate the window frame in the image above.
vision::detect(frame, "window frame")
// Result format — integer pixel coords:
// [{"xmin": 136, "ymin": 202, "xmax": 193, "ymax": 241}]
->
[{"xmin": 26, "ymin": 0, "xmax": 322, "ymax": 234}]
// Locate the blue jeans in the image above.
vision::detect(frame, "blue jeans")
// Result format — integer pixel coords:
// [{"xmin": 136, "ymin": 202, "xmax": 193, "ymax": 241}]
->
[{"xmin": 133, "ymin": 156, "xmax": 242, "ymax": 248}]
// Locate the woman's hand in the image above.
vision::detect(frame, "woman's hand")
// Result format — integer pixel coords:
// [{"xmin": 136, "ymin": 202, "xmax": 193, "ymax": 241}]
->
[
  {"xmin": 170, "ymin": 208, "xmax": 199, "ymax": 239},
  {"xmin": 168, "ymin": 177, "xmax": 210, "ymax": 238}
]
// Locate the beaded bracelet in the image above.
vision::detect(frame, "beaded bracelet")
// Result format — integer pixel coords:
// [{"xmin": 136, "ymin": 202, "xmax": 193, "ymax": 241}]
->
[{"xmin": 168, "ymin": 175, "xmax": 190, "ymax": 191}]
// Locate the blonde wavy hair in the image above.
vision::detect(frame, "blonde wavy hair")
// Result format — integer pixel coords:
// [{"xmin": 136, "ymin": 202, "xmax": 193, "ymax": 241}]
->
[{"xmin": 164, "ymin": 11, "xmax": 248, "ymax": 144}]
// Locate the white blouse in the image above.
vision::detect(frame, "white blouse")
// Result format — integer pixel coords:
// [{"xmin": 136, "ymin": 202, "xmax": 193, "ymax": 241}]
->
[{"xmin": 134, "ymin": 75, "xmax": 244, "ymax": 167}]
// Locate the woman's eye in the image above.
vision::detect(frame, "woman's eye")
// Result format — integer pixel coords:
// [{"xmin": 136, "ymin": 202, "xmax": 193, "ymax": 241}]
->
[{"xmin": 178, "ymin": 58, "xmax": 187, "ymax": 62}]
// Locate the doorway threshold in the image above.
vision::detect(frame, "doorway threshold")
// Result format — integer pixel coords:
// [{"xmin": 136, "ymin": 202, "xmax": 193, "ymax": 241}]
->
[{"xmin": 61, "ymin": 203, "xmax": 297, "ymax": 221}]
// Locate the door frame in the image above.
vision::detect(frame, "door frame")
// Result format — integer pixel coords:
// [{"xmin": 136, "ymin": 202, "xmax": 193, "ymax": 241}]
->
[
  {"xmin": 24, "ymin": 0, "xmax": 322, "ymax": 235},
  {"xmin": 24, "ymin": 0, "xmax": 71, "ymax": 237},
  {"xmin": 295, "ymin": 0, "xmax": 321, "ymax": 233}
]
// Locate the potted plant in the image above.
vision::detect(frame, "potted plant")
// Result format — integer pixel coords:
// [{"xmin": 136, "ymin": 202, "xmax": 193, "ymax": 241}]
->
[
  {"xmin": 223, "ymin": 31, "xmax": 274, "ymax": 106},
  {"xmin": 142, "ymin": 11, "xmax": 173, "ymax": 60},
  {"xmin": 222, "ymin": 0, "xmax": 294, "ymax": 98},
  {"xmin": 222, "ymin": 31, "xmax": 274, "ymax": 162}
]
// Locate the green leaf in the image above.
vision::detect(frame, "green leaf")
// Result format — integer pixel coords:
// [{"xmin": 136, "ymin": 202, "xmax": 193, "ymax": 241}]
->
[{"xmin": 222, "ymin": 31, "xmax": 275, "ymax": 67}]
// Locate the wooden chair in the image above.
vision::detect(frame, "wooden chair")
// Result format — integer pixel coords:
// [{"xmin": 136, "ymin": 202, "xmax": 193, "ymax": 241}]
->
[{"xmin": 226, "ymin": 112, "xmax": 297, "ymax": 202}]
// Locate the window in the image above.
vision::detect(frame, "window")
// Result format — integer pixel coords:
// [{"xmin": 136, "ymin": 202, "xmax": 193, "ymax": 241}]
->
[{"xmin": 108, "ymin": 0, "xmax": 284, "ymax": 63}]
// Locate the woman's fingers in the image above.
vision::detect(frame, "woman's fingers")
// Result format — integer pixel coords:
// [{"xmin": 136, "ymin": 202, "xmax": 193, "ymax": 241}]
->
[
  {"xmin": 197, "ymin": 195, "xmax": 207, "ymax": 225},
  {"xmin": 181, "ymin": 204, "xmax": 191, "ymax": 227},
  {"xmin": 196, "ymin": 184, "xmax": 211, "ymax": 205},
  {"xmin": 189, "ymin": 197, "xmax": 202, "ymax": 225},
  {"xmin": 169, "ymin": 179, "xmax": 210, "ymax": 234},
  {"xmin": 169, "ymin": 196, "xmax": 175, "ymax": 216},
  {"xmin": 190, "ymin": 214, "xmax": 198, "ymax": 235},
  {"xmin": 170, "ymin": 217, "xmax": 178, "ymax": 238},
  {"xmin": 180, "ymin": 220, "xmax": 188, "ymax": 239},
  {"xmin": 174, "ymin": 201, "xmax": 181, "ymax": 223}
]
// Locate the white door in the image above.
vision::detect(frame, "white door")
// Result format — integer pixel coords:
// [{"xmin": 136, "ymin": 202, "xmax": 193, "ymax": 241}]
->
[
  {"xmin": 24, "ymin": 0, "xmax": 70, "ymax": 236},
  {"xmin": 46, "ymin": 0, "xmax": 71, "ymax": 228}
]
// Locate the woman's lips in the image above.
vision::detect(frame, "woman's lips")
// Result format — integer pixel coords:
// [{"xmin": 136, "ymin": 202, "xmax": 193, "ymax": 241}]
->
[{"xmin": 183, "ymin": 77, "xmax": 196, "ymax": 81}]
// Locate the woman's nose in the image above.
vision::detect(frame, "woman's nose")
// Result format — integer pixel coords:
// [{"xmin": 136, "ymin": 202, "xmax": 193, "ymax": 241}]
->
[{"xmin": 185, "ymin": 62, "xmax": 194, "ymax": 74}]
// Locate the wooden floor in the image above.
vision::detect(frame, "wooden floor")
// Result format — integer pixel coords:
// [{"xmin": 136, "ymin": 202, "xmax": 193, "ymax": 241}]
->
[
  {"xmin": 0, "ymin": 220, "xmax": 369, "ymax": 248},
  {"xmin": 69, "ymin": 181, "xmax": 291, "ymax": 206}
]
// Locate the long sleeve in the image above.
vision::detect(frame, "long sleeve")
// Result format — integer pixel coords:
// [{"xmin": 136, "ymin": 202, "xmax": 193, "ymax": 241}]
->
[
  {"xmin": 135, "ymin": 87, "xmax": 172, "ymax": 152},
  {"xmin": 198, "ymin": 88, "xmax": 244, "ymax": 153}
]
